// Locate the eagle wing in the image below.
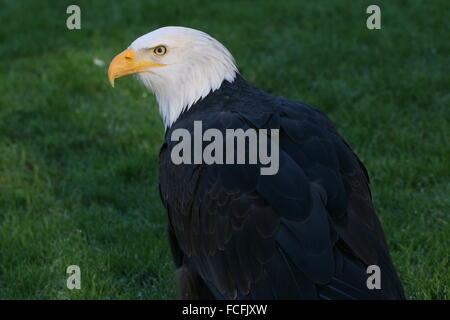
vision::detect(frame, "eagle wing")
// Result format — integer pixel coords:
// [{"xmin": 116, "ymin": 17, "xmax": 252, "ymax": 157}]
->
[{"xmin": 160, "ymin": 100, "xmax": 404, "ymax": 299}]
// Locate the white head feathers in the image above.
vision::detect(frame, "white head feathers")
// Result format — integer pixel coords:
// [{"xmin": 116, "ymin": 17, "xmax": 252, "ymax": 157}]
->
[{"xmin": 129, "ymin": 26, "xmax": 238, "ymax": 128}]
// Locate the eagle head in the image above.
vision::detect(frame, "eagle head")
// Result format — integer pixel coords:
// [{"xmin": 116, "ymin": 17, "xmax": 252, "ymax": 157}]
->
[{"xmin": 108, "ymin": 26, "xmax": 238, "ymax": 127}]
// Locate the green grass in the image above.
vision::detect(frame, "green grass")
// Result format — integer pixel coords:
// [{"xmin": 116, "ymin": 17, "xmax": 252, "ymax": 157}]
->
[{"xmin": 0, "ymin": 0, "xmax": 448, "ymax": 299}]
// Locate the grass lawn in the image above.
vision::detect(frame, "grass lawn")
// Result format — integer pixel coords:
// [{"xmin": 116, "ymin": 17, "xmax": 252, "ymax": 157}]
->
[{"xmin": 0, "ymin": 0, "xmax": 448, "ymax": 299}]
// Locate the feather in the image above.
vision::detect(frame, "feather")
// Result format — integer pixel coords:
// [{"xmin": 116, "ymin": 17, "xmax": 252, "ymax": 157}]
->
[{"xmin": 159, "ymin": 74, "xmax": 405, "ymax": 300}]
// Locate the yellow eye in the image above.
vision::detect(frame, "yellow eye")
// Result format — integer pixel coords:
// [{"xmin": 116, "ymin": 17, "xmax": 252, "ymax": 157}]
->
[{"xmin": 153, "ymin": 45, "xmax": 167, "ymax": 56}]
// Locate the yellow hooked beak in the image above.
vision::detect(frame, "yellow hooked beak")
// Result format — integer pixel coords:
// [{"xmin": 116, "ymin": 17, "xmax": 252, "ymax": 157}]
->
[{"xmin": 108, "ymin": 48, "xmax": 165, "ymax": 87}]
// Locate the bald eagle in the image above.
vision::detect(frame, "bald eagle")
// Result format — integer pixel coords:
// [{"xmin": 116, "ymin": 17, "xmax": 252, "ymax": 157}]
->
[{"xmin": 108, "ymin": 26, "xmax": 405, "ymax": 300}]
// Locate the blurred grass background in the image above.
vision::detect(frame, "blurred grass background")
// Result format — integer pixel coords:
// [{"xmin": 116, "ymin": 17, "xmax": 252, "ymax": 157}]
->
[{"xmin": 0, "ymin": 0, "xmax": 448, "ymax": 299}]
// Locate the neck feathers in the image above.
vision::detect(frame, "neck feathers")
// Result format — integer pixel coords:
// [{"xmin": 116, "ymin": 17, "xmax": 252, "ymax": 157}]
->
[{"xmin": 137, "ymin": 47, "xmax": 238, "ymax": 128}]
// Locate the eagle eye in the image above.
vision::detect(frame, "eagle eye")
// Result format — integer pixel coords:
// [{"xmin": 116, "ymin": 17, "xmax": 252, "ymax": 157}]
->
[{"xmin": 153, "ymin": 45, "xmax": 167, "ymax": 56}]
